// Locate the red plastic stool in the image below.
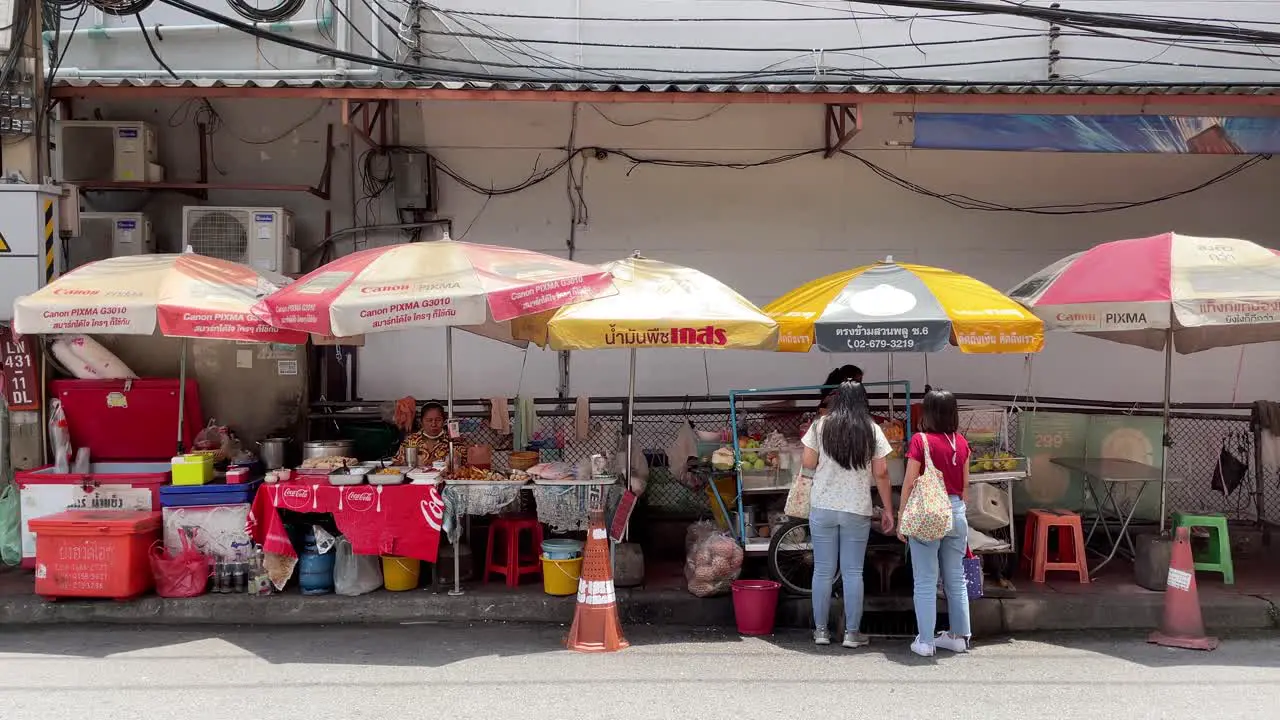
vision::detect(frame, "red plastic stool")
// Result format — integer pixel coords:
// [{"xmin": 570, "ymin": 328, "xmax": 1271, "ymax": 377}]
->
[
  {"xmin": 1022, "ymin": 509, "xmax": 1089, "ymax": 584},
  {"xmin": 484, "ymin": 517, "xmax": 545, "ymax": 587}
]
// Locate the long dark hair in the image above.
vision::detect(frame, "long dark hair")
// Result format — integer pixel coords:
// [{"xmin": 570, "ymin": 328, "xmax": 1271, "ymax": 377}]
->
[
  {"xmin": 820, "ymin": 381, "xmax": 876, "ymax": 471},
  {"xmin": 818, "ymin": 365, "xmax": 864, "ymax": 408},
  {"xmin": 919, "ymin": 389, "xmax": 959, "ymax": 434}
]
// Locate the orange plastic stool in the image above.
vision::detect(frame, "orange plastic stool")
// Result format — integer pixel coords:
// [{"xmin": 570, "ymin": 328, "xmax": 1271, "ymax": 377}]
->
[
  {"xmin": 484, "ymin": 516, "xmax": 545, "ymax": 587},
  {"xmin": 1024, "ymin": 509, "xmax": 1089, "ymax": 584}
]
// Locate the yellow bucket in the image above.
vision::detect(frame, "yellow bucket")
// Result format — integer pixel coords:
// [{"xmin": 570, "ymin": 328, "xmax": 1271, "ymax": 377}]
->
[
  {"xmin": 541, "ymin": 555, "xmax": 583, "ymax": 596},
  {"xmin": 381, "ymin": 555, "xmax": 421, "ymax": 592}
]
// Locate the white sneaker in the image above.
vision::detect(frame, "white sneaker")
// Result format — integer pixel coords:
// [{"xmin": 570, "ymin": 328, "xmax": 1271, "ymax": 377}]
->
[
  {"xmin": 910, "ymin": 637, "xmax": 936, "ymax": 657},
  {"xmin": 934, "ymin": 632, "xmax": 970, "ymax": 653},
  {"xmin": 814, "ymin": 629, "xmax": 831, "ymax": 646}
]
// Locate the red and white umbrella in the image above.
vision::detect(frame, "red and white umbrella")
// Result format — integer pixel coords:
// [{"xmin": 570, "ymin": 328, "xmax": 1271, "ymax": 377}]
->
[
  {"xmin": 13, "ymin": 253, "xmax": 306, "ymax": 452},
  {"xmin": 254, "ymin": 238, "xmax": 617, "ymax": 338},
  {"xmin": 1008, "ymin": 231, "xmax": 1280, "ymax": 354},
  {"xmin": 14, "ymin": 253, "xmax": 306, "ymax": 344},
  {"xmin": 1010, "ymin": 231, "xmax": 1280, "ymax": 531}
]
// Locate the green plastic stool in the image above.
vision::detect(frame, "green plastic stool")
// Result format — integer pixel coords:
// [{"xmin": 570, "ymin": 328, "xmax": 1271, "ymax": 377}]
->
[{"xmin": 1172, "ymin": 512, "xmax": 1234, "ymax": 585}]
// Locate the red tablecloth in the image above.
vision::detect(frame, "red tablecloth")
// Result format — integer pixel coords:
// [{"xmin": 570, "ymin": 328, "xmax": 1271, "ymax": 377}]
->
[{"xmin": 250, "ymin": 481, "xmax": 445, "ymax": 563}]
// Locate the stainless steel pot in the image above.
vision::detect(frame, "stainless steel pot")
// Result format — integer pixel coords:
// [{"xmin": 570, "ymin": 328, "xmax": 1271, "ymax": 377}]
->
[
  {"xmin": 258, "ymin": 437, "xmax": 290, "ymax": 470},
  {"xmin": 302, "ymin": 439, "xmax": 353, "ymax": 461}
]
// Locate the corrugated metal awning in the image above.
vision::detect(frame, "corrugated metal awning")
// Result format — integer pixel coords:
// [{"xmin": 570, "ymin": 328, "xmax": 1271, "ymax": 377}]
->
[{"xmin": 50, "ymin": 78, "xmax": 1280, "ymax": 105}]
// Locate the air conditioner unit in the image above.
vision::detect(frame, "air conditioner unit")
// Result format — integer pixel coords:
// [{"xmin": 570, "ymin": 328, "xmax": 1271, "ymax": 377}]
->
[
  {"xmin": 182, "ymin": 206, "xmax": 300, "ymax": 274},
  {"xmin": 70, "ymin": 212, "xmax": 156, "ymax": 270},
  {"xmin": 55, "ymin": 120, "xmax": 162, "ymax": 183}
]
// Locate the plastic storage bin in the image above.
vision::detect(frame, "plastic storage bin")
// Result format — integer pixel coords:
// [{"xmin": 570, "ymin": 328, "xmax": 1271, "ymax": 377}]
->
[
  {"xmin": 172, "ymin": 455, "xmax": 214, "ymax": 486},
  {"xmin": 161, "ymin": 480, "xmax": 261, "ymax": 508},
  {"xmin": 966, "ymin": 483, "xmax": 1011, "ymax": 531},
  {"xmin": 28, "ymin": 510, "xmax": 161, "ymax": 601}
]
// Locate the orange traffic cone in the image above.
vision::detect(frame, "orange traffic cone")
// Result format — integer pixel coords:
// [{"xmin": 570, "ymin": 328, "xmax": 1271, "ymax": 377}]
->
[
  {"xmin": 566, "ymin": 510, "xmax": 629, "ymax": 653},
  {"xmin": 1149, "ymin": 526, "xmax": 1219, "ymax": 651}
]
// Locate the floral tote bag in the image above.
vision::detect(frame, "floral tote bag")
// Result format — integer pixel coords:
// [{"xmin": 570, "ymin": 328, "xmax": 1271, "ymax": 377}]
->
[{"xmin": 899, "ymin": 433, "xmax": 954, "ymax": 541}]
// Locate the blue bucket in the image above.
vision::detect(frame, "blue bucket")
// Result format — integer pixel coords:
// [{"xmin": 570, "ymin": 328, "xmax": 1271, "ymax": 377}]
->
[{"xmin": 541, "ymin": 538, "xmax": 584, "ymax": 560}]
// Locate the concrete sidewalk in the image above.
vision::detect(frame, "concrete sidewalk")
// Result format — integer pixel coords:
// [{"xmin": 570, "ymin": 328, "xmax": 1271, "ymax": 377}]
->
[{"xmin": 2, "ymin": 563, "xmax": 1276, "ymax": 634}]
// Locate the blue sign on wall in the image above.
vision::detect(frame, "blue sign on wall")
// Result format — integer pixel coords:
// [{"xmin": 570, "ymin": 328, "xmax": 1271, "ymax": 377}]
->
[{"xmin": 913, "ymin": 113, "xmax": 1280, "ymax": 154}]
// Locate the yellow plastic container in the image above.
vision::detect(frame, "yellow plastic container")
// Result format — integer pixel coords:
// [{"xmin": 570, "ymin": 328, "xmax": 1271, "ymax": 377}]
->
[
  {"xmin": 381, "ymin": 555, "xmax": 421, "ymax": 591},
  {"xmin": 171, "ymin": 454, "xmax": 213, "ymax": 486},
  {"xmin": 706, "ymin": 475, "xmax": 737, "ymax": 530},
  {"xmin": 541, "ymin": 555, "xmax": 583, "ymax": 596}
]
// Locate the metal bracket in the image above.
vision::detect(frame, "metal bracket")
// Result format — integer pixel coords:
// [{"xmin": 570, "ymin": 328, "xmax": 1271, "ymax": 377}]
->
[
  {"xmin": 341, "ymin": 99, "xmax": 390, "ymax": 149},
  {"xmin": 824, "ymin": 104, "xmax": 862, "ymax": 159}
]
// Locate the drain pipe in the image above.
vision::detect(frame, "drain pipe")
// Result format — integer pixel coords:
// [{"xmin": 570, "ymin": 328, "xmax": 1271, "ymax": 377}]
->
[{"xmin": 44, "ymin": 18, "xmax": 326, "ymax": 43}]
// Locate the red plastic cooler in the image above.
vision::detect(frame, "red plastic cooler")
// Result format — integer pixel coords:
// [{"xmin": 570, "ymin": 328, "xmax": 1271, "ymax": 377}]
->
[
  {"xmin": 16, "ymin": 378, "xmax": 203, "ymax": 568},
  {"xmin": 29, "ymin": 510, "xmax": 162, "ymax": 601},
  {"xmin": 49, "ymin": 378, "xmax": 203, "ymax": 460}
]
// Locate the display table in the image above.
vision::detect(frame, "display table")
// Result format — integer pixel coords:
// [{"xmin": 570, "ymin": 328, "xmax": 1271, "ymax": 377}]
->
[
  {"xmin": 1050, "ymin": 456, "xmax": 1179, "ymax": 575},
  {"xmin": 249, "ymin": 481, "xmax": 445, "ymax": 563}
]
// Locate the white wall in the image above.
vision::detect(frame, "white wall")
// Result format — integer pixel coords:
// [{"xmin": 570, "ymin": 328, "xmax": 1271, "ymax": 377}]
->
[
  {"xmin": 61, "ymin": 95, "xmax": 1280, "ymax": 407},
  {"xmin": 53, "ymin": 1, "xmax": 1280, "ymax": 85},
  {"xmin": 358, "ymin": 99, "xmax": 1280, "ymax": 406}
]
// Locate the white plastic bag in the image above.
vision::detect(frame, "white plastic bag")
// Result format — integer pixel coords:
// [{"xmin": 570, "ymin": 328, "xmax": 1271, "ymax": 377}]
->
[
  {"xmin": 311, "ymin": 525, "xmax": 338, "ymax": 554},
  {"xmin": 48, "ymin": 400, "xmax": 72, "ymax": 473},
  {"xmin": 333, "ymin": 537, "xmax": 383, "ymax": 596}
]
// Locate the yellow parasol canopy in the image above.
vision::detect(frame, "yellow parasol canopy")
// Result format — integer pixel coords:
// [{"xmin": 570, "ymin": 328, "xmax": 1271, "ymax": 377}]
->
[
  {"xmin": 512, "ymin": 256, "xmax": 778, "ymax": 350},
  {"xmin": 766, "ymin": 260, "xmax": 1043, "ymax": 354}
]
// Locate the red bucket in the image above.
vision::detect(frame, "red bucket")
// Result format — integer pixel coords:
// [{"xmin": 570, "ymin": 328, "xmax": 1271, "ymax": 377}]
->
[{"xmin": 731, "ymin": 579, "xmax": 782, "ymax": 636}]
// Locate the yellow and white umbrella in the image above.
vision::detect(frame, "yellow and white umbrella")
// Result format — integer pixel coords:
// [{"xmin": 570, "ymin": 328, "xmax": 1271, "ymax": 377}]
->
[{"xmin": 514, "ymin": 255, "xmax": 777, "ymax": 502}]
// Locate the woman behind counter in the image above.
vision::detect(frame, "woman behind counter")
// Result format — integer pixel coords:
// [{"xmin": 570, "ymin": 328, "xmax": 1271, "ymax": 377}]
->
[{"xmin": 393, "ymin": 402, "xmax": 467, "ymax": 468}]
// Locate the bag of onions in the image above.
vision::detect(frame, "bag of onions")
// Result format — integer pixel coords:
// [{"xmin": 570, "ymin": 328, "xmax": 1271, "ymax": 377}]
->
[{"xmin": 684, "ymin": 521, "xmax": 744, "ymax": 598}]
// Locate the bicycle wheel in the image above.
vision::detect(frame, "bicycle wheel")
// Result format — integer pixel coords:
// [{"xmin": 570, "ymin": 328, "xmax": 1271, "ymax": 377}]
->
[{"xmin": 766, "ymin": 518, "xmax": 838, "ymax": 596}]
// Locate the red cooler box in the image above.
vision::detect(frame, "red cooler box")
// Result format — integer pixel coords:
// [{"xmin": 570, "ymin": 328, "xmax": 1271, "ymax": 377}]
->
[
  {"xmin": 17, "ymin": 463, "xmax": 172, "ymax": 568},
  {"xmin": 28, "ymin": 510, "xmax": 161, "ymax": 601},
  {"xmin": 17, "ymin": 378, "xmax": 203, "ymax": 568},
  {"xmin": 49, "ymin": 378, "xmax": 203, "ymax": 461}
]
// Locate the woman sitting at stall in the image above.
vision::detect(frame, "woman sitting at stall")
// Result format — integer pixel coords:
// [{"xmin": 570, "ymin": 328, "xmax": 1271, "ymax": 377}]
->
[
  {"xmin": 393, "ymin": 402, "xmax": 466, "ymax": 468},
  {"xmin": 801, "ymin": 381, "xmax": 895, "ymax": 648}
]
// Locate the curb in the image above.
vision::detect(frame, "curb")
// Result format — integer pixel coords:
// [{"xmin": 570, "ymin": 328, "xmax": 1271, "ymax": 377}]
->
[{"xmin": 2, "ymin": 587, "xmax": 1275, "ymax": 634}]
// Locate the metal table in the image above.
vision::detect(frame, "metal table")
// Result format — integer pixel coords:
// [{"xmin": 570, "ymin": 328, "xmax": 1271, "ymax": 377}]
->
[{"xmin": 1050, "ymin": 457, "xmax": 1179, "ymax": 575}]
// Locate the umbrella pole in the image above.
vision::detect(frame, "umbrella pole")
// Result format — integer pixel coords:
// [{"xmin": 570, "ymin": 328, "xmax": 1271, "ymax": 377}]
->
[
  {"xmin": 623, "ymin": 348, "xmax": 637, "ymax": 543},
  {"xmin": 176, "ymin": 338, "xmax": 188, "ymax": 455},
  {"xmin": 1159, "ymin": 325, "xmax": 1173, "ymax": 534},
  {"xmin": 445, "ymin": 325, "xmax": 464, "ymax": 596}
]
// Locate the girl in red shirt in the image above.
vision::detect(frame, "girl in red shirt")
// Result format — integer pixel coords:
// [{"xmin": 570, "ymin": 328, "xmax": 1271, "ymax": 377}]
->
[{"xmin": 897, "ymin": 389, "xmax": 972, "ymax": 657}]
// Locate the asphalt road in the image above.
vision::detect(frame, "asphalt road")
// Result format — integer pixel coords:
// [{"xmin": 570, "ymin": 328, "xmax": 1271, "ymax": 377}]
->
[{"xmin": 1, "ymin": 623, "xmax": 1277, "ymax": 719}]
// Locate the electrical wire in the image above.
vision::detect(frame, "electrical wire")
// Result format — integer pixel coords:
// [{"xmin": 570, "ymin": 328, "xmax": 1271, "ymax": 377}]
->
[
  {"xmin": 136, "ymin": 13, "xmax": 179, "ymax": 79},
  {"xmin": 225, "ymin": 0, "xmax": 304, "ymax": 24},
  {"xmin": 157, "ymin": 0, "xmax": 1280, "ymax": 87}
]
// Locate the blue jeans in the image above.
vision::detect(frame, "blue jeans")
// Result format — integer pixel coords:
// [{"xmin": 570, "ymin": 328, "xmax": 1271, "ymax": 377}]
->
[
  {"xmin": 908, "ymin": 496, "xmax": 971, "ymax": 643},
  {"xmin": 810, "ymin": 507, "xmax": 871, "ymax": 633}
]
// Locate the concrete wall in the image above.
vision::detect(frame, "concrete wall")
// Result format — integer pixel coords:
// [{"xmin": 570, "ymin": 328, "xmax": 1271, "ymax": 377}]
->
[
  {"xmin": 60, "ymin": 95, "xmax": 1280, "ymax": 409},
  {"xmin": 363, "ymin": 99, "xmax": 1280, "ymax": 406}
]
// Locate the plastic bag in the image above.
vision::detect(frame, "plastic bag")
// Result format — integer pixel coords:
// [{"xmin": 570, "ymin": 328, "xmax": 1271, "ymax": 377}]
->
[
  {"xmin": 334, "ymin": 537, "xmax": 383, "ymax": 596},
  {"xmin": 151, "ymin": 531, "xmax": 210, "ymax": 598},
  {"xmin": 193, "ymin": 419, "xmax": 240, "ymax": 463},
  {"xmin": 49, "ymin": 399, "xmax": 72, "ymax": 473},
  {"xmin": 683, "ymin": 521, "xmax": 743, "ymax": 598},
  {"xmin": 312, "ymin": 525, "xmax": 337, "ymax": 554},
  {"xmin": 0, "ymin": 483, "xmax": 20, "ymax": 566},
  {"xmin": 667, "ymin": 421, "xmax": 700, "ymax": 490}
]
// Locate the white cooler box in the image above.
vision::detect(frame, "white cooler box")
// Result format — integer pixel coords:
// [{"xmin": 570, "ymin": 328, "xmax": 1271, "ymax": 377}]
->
[{"xmin": 163, "ymin": 504, "xmax": 254, "ymax": 562}]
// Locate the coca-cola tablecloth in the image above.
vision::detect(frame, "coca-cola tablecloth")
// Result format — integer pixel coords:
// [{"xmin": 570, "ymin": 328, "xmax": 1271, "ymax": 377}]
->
[{"xmin": 250, "ymin": 482, "xmax": 445, "ymax": 563}]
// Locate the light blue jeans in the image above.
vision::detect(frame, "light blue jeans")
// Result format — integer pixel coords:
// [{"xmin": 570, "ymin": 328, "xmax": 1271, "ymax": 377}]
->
[
  {"xmin": 908, "ymin": 496, "xmax": 971, "ymax": 643},
  {"xmin": 810, "ymin": 507, "xmax": 872, "ymax": 634}
]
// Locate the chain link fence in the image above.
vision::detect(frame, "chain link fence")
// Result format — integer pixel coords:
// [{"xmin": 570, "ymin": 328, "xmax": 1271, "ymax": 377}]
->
[{"xmin": 313, "ymin": 394, "xmax": 1273, "ymax": 525}]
